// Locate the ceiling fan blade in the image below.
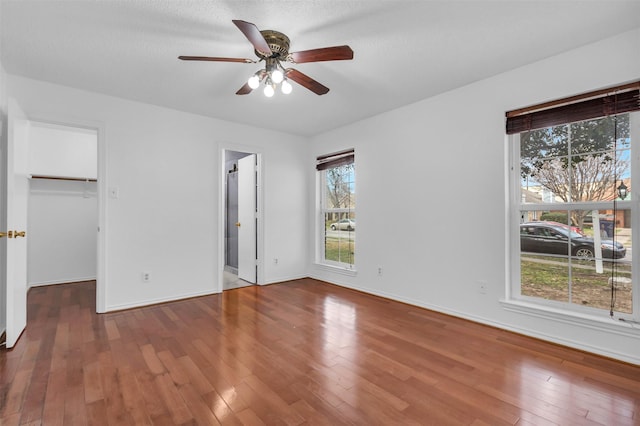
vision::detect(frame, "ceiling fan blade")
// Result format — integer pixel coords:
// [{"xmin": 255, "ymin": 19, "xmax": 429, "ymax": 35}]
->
[
  {"xmin": 236, "ymin": 82, "xmax": 253, "ymax": 95},
  {"xmin": 232, "ymin": 20, "xmax": 272, "ymax": 56},
  {"xmin": 285, "ymin": 69, "xmax": 329, "ymax": 95},
  {"xmin": 178, "ymin": 56, "xmax": 255, "ymax": 63},
  {"xmin": 289, "ymin": 45, "xmax": 354, "ymax": 63}
]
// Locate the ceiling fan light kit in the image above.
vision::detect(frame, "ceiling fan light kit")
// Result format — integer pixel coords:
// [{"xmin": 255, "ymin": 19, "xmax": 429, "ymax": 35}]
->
[
  {"xmin": 178, "ymin": 20, "xmax": 353, "ymax": 97},
  {"xmin": 257, "ymin": 56, "xmax": 290, "ymax": 97}
]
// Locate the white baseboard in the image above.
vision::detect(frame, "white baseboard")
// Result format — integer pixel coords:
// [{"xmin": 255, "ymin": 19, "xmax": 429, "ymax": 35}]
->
[
  {"xmin": 106, "ymin": 273, "xmax": 308, "ymax": 312},
  {"xmin": 29, "ymin": 276, "xmax": 97, "ymax": 287},
  {"xmin": 261, "ymin": 273, "xmax": 308, "ymax": 285},
  {"xmin": 105, "ymin": 289, "xmax": 220, "ymax": 312}
]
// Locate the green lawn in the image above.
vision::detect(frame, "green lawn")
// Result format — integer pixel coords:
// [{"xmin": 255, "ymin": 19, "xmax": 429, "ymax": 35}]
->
[
  {"xmin": 521, "ymin": 255, "xmax": 632, "ymax": 313},
  {"xmin": 325, "ymin": 237, "xmax": 354, "ymax": 265}
]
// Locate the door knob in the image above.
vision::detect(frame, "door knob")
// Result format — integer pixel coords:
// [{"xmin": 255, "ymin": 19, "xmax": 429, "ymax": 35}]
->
[
  {"xmin": 8, "ymin": 230, "xmax": 26, "ymax": 238},
  {"xmin": 235, "ymin": 222, "xmax": 241, "ymax": 227},
  {"xmin": 0, "ymin": 232, "xmax": 7, "ymax": 238}
]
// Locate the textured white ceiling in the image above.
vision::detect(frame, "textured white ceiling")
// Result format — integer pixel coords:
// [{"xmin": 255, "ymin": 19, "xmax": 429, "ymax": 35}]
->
[{"xmin": 2, "ymin": 1, "xmax": 640, "ymax": 136}]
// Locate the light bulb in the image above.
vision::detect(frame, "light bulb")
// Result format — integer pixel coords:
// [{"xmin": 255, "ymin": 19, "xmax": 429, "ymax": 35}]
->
[
  {"xmin": 264, "ymin": 84, "xmax": 275, "ymax": 97},
  {"xmin": 248, "ymin": 75, "xmax": 260, "ymax": 89},
  {"xmin": 271, "ymin": 69, "xmax": 284, "ymax": 84},
  {"xmin": 281, "ymin": 80, "xmax": 292, "ymax": 94}
]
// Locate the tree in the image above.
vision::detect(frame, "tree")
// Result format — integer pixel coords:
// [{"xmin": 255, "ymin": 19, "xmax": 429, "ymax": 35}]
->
[
  {"xmin": 326, "ymin": 163, "xmax": 354, "ymax": 209},
  {"xmin": 521, "ymin": 115, "xmax": 630, "ymax": 228}
]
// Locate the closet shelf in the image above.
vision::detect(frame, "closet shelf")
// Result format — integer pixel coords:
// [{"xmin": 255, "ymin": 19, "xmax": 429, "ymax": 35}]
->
[{"xmin": 30, "ymin": 174, "xmax": 97, "ymax": 182}]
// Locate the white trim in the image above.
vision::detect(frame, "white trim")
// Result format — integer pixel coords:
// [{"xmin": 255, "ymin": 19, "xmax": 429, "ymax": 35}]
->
[
  {"xmin": 508, "ymin": 113, "xmax": 638, "ymax": 321},
  {"xmin": 500, "ymin": 299, "xmax": 640, "ymax": 338},
  {"xmin": 105, "ymin": 289, "xmax": 218, "ymax": 312},
  {"xmin": 520, "ymin": 200, "xmax": 633, "ymax": 211},
  {"xmin": 29, "ymin": 189, "xmax": 97, "ymax": 197},
  {"xmin": 262, "ymin": 273, "xmax": 308, "ymax": 285},
  {"xmin": 218, "ymin": 143, "xmax": 264, "ymax": 292},
  {"xmin": 96, "ymin": 121, "xmax": 107, "ymax": 313},
  {"xmin": 629, "ymin": 112, "xmax": 640, "ymax": 317},
  {"xmin": 313, "ymin": 262, "xmax": 357, "ymax": 277},
  {"xmin": 256, "ymin": 153, "xmax": 265, "ymax": 285},
  {"xmin": 504, "ymin": 134, "xmax": 514, "ymax": 300},
  {"xmin": 29, "ymin": 277, "xmax": 96, "ymax": 287},
  {"xmin": 14, "ymin": 114, "xmax": 107, "ymax": 314},
  {"xmin": 317, "ymin": 158, "xmax": 356, "ymax": 270}
]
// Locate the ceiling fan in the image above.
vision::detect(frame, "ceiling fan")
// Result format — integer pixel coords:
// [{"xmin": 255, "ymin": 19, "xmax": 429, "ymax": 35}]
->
[{"xmin": 179, "ymin": 20, "xmax": 354, "ymax": 97}]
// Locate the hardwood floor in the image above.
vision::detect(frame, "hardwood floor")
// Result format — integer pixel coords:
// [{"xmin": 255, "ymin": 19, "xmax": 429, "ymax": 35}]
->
[{"xmin": 1, "ymin": 279, "xmax": 639, "ymax": 425}]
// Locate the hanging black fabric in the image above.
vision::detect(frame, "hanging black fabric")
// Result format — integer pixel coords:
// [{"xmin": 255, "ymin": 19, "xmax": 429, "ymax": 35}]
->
[
  {"xmin": 506, "ymin": 81, "xmax": 640, "ymax": 134},
  {"xmin": 316, "ymin": 149, "xmax": 354, "ymax": 171}
]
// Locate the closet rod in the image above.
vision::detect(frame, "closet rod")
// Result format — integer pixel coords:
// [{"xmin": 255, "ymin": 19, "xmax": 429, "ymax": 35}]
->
[{"xmin": 30, "ymin": 174, "xmax": 97, "ymax": 182}]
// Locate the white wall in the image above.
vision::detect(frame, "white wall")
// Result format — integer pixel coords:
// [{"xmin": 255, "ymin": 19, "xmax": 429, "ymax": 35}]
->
[
  {"xmin": 309, "ymin": 29, "xmax": 640, "ymax": 364},
  {"xmin": 29, "ymin": 122, "xmax": 97, "ymax": 179},
  {"xmin": 28, "ymin": 179, "xmax": 98, "ymax": 286},
  {"xmin": 8, "ymin": 76, "xmax": 308, "ymax": 311}
]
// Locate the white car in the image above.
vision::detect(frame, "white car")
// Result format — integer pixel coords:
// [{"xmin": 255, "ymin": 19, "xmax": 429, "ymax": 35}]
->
[{"xmin": 330, "ymin": 219, "xmax": 355, "ymax": 231}]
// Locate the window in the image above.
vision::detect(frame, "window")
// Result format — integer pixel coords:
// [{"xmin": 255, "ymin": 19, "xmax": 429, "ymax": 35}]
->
[
  {"xmin": 507, "ymin": 82, "xmax": 638, "ymax": 319},
  {"xmin": 317, "ymin": 149, "xmax": 355, "ymax": 269}
]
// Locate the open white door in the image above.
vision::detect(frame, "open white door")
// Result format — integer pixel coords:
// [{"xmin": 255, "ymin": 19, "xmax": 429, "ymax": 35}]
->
[
  {"xmin": 237, "ymin": 154, "xmax": 256, "ymax": 283},
  {"xmin": 2, "ymin": 98, "xmax": 29, "ymax": 348}
]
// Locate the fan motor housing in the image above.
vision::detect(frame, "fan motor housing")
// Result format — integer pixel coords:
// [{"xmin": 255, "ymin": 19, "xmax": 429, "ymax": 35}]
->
[{"xmin": 257, "ymin": 30, "xmax": 290, "ymax": 59}]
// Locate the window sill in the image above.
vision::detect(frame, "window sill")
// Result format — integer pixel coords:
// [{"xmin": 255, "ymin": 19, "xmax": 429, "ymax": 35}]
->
[
  {"xmin": 313, "ymin": 262, "xmax": 357, "ymax": 277},
  {"xmin": 500, "ymin": 299, "xmax": 640, "ymax": 338}
]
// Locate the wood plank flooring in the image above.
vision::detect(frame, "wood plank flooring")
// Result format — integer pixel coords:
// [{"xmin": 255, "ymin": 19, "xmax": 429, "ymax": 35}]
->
[{"xmin": 1, "ymin": 279, "xmax": 639, "ymax": 425}]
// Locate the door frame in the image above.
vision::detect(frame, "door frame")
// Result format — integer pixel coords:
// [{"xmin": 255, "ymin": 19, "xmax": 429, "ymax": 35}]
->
[
  {"xmin": 24, "ymin": 113, "xmax": 107, "ymax": 313},
  {"xmin": 218, "ymin": 144, "xmax": 264, "ymax": 292},
  {"xmin": 237, "ymin": 153, "xmax": 257, "ymax": 284}
]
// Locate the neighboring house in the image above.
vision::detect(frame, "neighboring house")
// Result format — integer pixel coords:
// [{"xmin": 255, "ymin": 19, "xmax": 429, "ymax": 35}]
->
[{"xmin": 521, "ymin": 179, "xmax": 631, "ymax": 228}]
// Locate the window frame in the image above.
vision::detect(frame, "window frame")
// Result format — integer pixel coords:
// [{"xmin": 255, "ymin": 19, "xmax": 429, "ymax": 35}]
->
[
  {"xmin": 508, "ymin": 113, "xmax": 639, "ymax": 322},
  {"xmin": 316, "ymin": 150, "xmax": 356, "ymax": 271}
]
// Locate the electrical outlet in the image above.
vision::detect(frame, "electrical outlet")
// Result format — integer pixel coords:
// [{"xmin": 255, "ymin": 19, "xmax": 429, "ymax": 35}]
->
[
  {"xmin": 478, "ymin": 280, "xmax": 487, "ymax": 294},
  {"xmin": 142, "ymin": 271, "xmax": 151, "ymax": 282},
  {"xmin": 377, "ymin": 266, "xmax": 383, "ymax": 276},
  {"xmin": 274, "ymin": 258, "xmax": 279, "ymax": 264}
]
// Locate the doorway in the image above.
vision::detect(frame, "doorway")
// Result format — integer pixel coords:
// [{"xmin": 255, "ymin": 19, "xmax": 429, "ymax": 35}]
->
[
  {"xmin": 28, "ymin": 122, "xmax": 98, "ymax": 288},
  {"xmin": 223, "ymin": 149, "xmax": 259, "ymax": 290},
  {"xmin": 3, "ymin": 107, "xmax": 104, "ymax": 348}
]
